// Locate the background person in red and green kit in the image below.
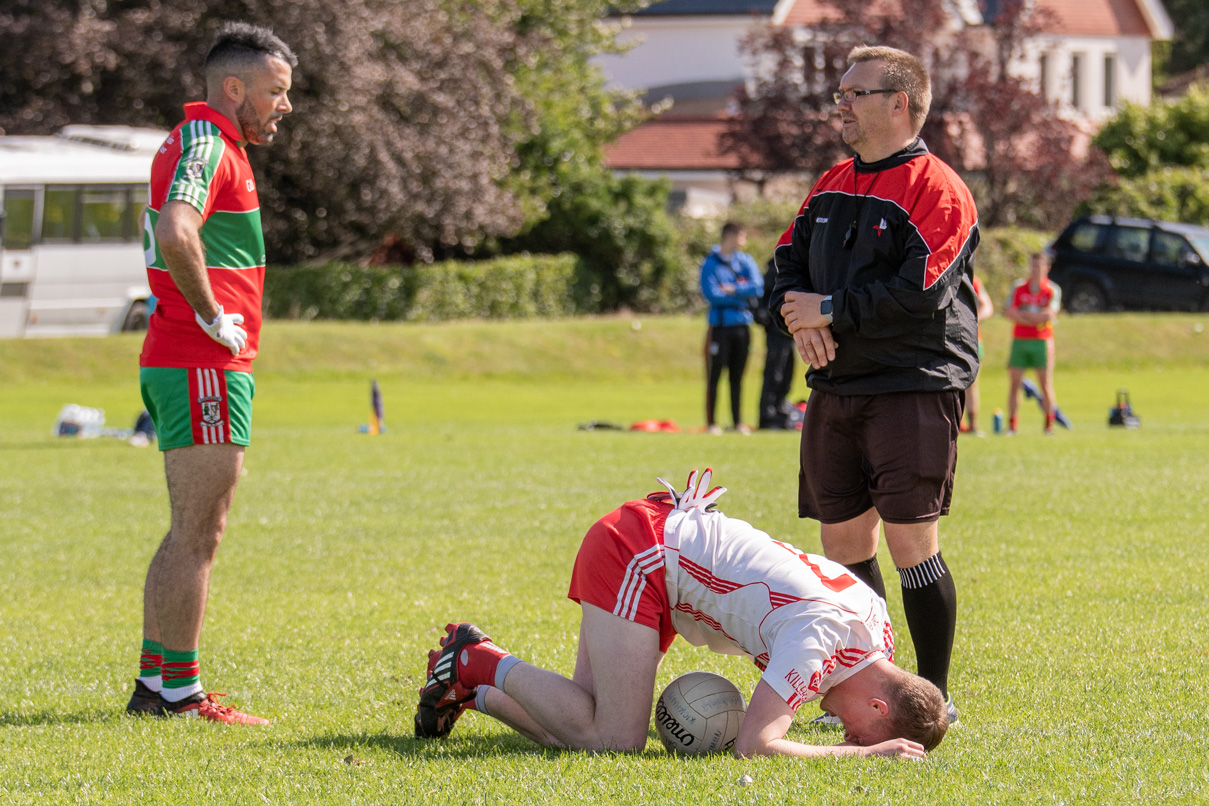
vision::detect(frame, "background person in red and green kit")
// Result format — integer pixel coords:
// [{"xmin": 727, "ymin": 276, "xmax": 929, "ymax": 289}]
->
[
  {"xmin": 1004, "ymin": 251, "xmax": 1062, "ymax": 435},
  {"xmin": 125, "ymin": 22, "xmax": 296, "ymax": 725}
]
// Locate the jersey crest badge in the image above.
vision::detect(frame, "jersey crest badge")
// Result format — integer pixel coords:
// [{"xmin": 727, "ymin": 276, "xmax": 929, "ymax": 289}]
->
[
  {"xmin": 198, "ymin": 394, "xmax": 224, "ymax": 427},
  {"xmin": 873, "ymin": 218, "xmax": 888, "ymax": 237},
  {"xmin": 184, "ymin": 159, "xmax": 207, "ymax": 181}
]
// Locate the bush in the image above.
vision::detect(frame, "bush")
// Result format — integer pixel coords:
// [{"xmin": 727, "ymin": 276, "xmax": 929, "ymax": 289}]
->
[
  {"xmin": 1079, "ymin": 167, "xmax": 1209, "ymax": 225},
  {"xmin": 264, "ymin": 254, "xmax": 580, "ymax": 322}
]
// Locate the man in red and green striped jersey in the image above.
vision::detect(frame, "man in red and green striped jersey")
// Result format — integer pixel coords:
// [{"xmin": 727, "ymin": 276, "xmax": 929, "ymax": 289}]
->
[{"xmin": 125, "ymin": 22, "xmax": 296, "ymax": 725}]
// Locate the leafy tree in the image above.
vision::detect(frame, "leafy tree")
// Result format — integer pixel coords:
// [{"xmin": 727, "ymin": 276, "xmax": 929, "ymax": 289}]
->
[
  {"xmin": 1156, "ymin": 0, "xmax": 1209, "ymax": 79},
  {"xmin": 1083, "ymin": 84, "xmax": 1209, "ymax": 223},
  {"xmin": 0, "ymin": 0, "xmax": 669, "ymax": 279},
  {"xmin": 1093, "ymin": 84, "xmax": 1209, "ymax": 176},
  {"xmin": 723, "ymin": 0, "xmax": 1108, "ymax": 227}
]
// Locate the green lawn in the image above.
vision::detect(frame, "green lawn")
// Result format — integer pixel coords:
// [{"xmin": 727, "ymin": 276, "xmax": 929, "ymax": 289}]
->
[{"xmin": 2, "ymin": 313, "xmax": 1208, "ymax": 804}]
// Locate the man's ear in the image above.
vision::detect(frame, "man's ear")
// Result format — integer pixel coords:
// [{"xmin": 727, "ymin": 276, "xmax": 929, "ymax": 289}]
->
[
  {"xmin": 222, "ymin": 75, "xmax": 245, "ymax": 104},
  {"xmin": 892, "ymin": 92, "xmax": 909, "ymax": 119},
  {"xmin": 868, "ymin": 697, "xmax": 890, "ymax": 717}
]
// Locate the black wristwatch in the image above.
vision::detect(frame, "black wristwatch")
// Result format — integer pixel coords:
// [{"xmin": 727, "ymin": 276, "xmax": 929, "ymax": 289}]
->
[{"xmin": 820, "ymin": 295, "xmax": 833, "ymax": 324}]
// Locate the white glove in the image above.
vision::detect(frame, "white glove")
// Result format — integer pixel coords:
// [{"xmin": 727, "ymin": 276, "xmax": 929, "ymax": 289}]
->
[
  {"xmin": 655, "ymin": 468, "xmax": 727, "ymax": 513},
  {"xmin": 195, "ymin": 305, "xmax": 247, "ymax": 356}
]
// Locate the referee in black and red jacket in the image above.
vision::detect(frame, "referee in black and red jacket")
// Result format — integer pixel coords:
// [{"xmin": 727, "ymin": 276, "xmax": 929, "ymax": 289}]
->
[{"xmin": 770, "ymin": 45, "xmax": 980, "ymax": 726}]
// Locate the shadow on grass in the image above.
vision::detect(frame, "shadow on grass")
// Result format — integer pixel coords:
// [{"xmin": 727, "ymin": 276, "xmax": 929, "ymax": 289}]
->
[
  {"xmin": 282, "ymin": 731, "xmax": 560, "ymax": 759},
  {"xmin": 0, "ymin": 708, "xmax": 117, "ymax": 727},
  {"xmin": 280, "ymin": 731, "xmax": 685, "ymax": 760}
]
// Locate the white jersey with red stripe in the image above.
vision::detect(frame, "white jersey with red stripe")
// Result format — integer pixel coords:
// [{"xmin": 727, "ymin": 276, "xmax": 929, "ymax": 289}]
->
[{"xmin": 661, "ymin": 507, "xmax": 894, "ymax": 711}]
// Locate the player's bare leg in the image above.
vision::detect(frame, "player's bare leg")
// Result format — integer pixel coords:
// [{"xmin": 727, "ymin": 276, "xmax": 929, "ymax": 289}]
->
[
  {"xmin": 1007, "ymin": 366, "xmax": 1025, "ymax": 431},
  {"xmin": 426, "ymin": 605, "xmax": 664, "ymax": 750},
  {"xmin": 142, "ymin": 535, "xmax": 170, "ymax": 646},
  {"xmin": 1038, "ymin": 341, "xmax": 1057, "ymax": 429},
  {"xmin": 155, "ymin": 443, "xmax": 243, "ymax": 651},
  {"xmin": 819, "ymin": 508, "xmax": 881, "ymax": 564}
]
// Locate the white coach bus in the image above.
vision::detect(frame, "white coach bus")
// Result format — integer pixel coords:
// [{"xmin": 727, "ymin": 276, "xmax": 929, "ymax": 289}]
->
[{"xmin": 0, "ymin": 125, "xmax": 167, "ymax": 338}]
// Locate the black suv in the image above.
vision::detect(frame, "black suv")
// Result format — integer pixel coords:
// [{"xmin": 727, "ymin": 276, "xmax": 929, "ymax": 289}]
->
[{"xmin": 1048, "ymin": 216, "xmax": 1209, "ymax": 313}]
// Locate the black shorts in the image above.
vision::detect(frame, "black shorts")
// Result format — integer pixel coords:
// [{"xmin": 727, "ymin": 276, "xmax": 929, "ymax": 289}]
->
[{"xmin": 798, "ymin": 389, "xmax": 963, "ymax": 524}]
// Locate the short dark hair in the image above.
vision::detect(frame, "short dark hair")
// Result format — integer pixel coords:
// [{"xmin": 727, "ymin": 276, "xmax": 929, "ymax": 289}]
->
[
  {"xmin": 205, "ymin": 22, "xmax": 297, "ymax": 91},
  {"xmin": 721, "ymin": 221, "xmax": 744, "ymax": 241}
]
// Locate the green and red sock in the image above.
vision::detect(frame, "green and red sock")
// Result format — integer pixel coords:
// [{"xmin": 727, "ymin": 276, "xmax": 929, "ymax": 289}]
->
[
  {"xmin": 161, "ymin": 648, "xmax": 203, "ymax": 702},
  {"xmin": 138, "ymin": 639, "xmax": 163, "ymax": 692}
]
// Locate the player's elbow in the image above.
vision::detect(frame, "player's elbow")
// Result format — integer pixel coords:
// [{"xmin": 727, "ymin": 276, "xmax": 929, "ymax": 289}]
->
[{"xmin": 732, "ymin": 732, "xmax": 771, "ymax": 759}]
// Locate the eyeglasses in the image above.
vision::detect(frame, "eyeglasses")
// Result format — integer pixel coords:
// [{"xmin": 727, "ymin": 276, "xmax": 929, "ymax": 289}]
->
[{"xmin": 833, "ymin": 88, "xmax": 897, "ymax": 105}]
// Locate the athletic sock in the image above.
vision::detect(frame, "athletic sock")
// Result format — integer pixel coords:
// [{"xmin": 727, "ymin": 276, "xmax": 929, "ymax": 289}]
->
[
  {"xmin": 843, "ymin": 556, "xmax": 887, "ymax": 600},
  {"xmin": 472, "ymin": 687, "xmax": 490, "ymax": 715},
  {"xmin": 898, "ymin": 552, "xmax": 957, "ymax": 700},
  {"xmin": 456, "ymin": 640, "xmax": 519, "ymax": 690},
  {"xmin": 138, "ymin": 639, "xmax": 164, "ymax": 692},
  {"xmin": 1009, "ymin": 415, "xmax": 1018, "ymax": 431},
  {"xmin": 160, "ymin": 648, "xmax": 203, "ymax": 703}
]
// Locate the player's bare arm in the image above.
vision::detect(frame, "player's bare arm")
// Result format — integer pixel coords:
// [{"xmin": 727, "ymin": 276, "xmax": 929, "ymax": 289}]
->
[
  {"xmin": 156, "ymin": 200, "xmax": 219, "ymax": 321},
  {"xmin": 734, "ymin": 681, "xmax": 925, "ymax": 760}
]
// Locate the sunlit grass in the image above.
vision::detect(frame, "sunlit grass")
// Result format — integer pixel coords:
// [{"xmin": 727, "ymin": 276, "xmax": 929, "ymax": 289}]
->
[{"xmin": 2, "ymin": 315, "xmax": 1207, "ymax": 804}]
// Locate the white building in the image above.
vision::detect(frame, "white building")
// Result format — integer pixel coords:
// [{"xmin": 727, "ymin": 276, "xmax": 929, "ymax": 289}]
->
[{"xmin": 599, "ymin": 0, "xmax": 1174, "ymax": 213}]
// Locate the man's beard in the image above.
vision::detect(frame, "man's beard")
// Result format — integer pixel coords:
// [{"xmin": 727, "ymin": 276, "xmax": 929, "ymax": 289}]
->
[{"xmin": 237, "ymin": 98, "xmax": 275, "ymax": 145}]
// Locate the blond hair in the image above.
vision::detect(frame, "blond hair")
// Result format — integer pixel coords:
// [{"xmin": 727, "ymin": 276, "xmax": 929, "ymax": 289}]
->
[
  {"xmin": 848, "ymin": 45, "xmax": 932, "ymax": 136},
  {"xmin": 881, "ymin": 666, "xmax": 949, "ymax": 751}
]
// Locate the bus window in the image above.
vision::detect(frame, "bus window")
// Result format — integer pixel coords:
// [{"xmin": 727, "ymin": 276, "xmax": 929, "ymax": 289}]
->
[
  {"xmin": 1, "ymin": 189, "xmax": 36, "ymax": 250},
  {"xmin": 80, "ymin": 185, "xmax": 127, "ymax": 241},
  {"xmin": 42, "ymin": 186, "xmax": 78, "ymax": 242},
  {"xmin": 126, "ymin": 185, "xmax": 149, "ymax": 240}
]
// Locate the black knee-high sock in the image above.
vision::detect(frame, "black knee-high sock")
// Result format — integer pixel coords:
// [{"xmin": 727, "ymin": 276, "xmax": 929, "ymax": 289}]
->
[
  {"xmin": 898, "ymin": 552, "xmax": 957, "ymax": 699},
  {"xmin": 843, "ymin": 555, "xmax": 887, "ymax": 600}
]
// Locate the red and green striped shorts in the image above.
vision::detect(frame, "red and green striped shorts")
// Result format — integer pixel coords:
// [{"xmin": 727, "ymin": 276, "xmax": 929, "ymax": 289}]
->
[{"xmin": 139, "ymin": 367, "xmax": 255, "ymax": 451}]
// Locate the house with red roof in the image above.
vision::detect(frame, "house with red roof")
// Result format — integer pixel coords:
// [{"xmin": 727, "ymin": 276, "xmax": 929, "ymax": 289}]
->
[{"xmin": 599, "ymin": 0, "xmax": 1173, "ymax": 214}]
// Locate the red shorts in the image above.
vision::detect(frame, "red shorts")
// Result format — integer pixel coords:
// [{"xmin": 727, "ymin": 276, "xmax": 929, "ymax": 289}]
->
[{"xmin": 567, "ymin": 499, "xmax": 678, "ymax": 653}]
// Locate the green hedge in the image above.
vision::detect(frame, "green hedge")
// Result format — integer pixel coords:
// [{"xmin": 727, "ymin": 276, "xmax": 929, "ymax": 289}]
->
[
  {"xmin": 263, "ymin": 253, "xmax": 582, "ymax": 322},
  {"xmin": 262, "ymin": 228, "xmax": 1053, "ymax": 323}
]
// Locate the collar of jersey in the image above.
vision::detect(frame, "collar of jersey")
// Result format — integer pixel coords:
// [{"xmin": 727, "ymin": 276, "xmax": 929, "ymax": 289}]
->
[
  {"xmin": 853, "ymin": 136, "xmax": 929, "ymax": 173},
  {"xmin": 183, "ymin": 102, "xmax": 244, "ymax": 146}
]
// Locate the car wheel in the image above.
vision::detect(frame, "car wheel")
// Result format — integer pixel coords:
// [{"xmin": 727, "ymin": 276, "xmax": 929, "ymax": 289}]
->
[
  {"xmin": 1067, "ymin": 282, "xmax": 1107, "ymax": 314},
  {"xmin": 122, "ymin": 301, "xmax": 150, "ymax": 331}
]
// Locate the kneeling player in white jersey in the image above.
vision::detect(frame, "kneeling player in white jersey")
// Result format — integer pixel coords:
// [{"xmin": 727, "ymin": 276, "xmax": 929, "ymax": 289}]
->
[{"xmin": 415, "ymin": 470, "xmax": 948, "ymax": 758}]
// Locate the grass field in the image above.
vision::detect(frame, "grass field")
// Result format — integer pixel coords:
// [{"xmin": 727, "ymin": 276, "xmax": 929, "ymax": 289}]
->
[{"xmin": 2, "ymin": 313, "xmax": 1208, "ymax": 805}]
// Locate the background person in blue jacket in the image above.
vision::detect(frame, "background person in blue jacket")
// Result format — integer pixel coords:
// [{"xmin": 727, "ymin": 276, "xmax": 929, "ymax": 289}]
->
[{"xmin": 699, "ymin": 221, "xmax": 763, "ymax": 435}]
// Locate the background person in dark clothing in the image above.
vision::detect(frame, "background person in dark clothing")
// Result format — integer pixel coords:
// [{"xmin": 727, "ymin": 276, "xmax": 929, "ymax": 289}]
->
[
  {"xmin": 770, "ymin": 46, "xmax": 979, "ymax": 723},
  {"xmin": 699, "ymin": 222, "xmax": 763, "ymax": 435},
  {"xmin": 757, "ymin": 258, "xmax": 796, "ymax": 429}
]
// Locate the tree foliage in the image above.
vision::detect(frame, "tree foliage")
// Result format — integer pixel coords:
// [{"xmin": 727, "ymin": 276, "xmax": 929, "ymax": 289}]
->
[
  {"xmin": 723, "ymin": 0, "xmax": 1108, "ymax": 227},
  {"xmin": 1157, "ymin": 0, "xmax": 1209, "ymax": 78},
  {"xmin": 1083, "ymin": 84, "xmax": 1209, "ymax": 223},
  {"xmin": 0, "ymin": 0, "xmax": 661, "ymax": 272},
  {"xmin": 1093, "ymin": 84, "xmax": 1209, "ymax": 177}
]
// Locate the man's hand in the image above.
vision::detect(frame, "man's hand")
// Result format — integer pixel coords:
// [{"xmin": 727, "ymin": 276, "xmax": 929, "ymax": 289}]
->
[
  {"xmin": 793, "ymin": 327, "xmax": 837, "ymax": 369},
  {"xmin": 846, "ymin": 738, "xmax": 927, "ymax": 760},
  {"xmin": 195, "ymin": 305, "xmax": 247, "ymax": 356},
  {"xmin": 780, "ymin": 290, "xmax": 828, "ymax": 331}
]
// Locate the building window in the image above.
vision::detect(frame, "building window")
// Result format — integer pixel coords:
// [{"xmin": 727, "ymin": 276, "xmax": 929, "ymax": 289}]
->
[
  {"xmin": 1104, "ymin": 53, "xmax": 1117, "ymax": 107},
  {"xmin": 1071, "ymin": 53, "xmax": 1083, "ymax": 109},
  {"xmin": 1039, "ymin": 53, "xmax": 1049, "ymax": 100}
]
